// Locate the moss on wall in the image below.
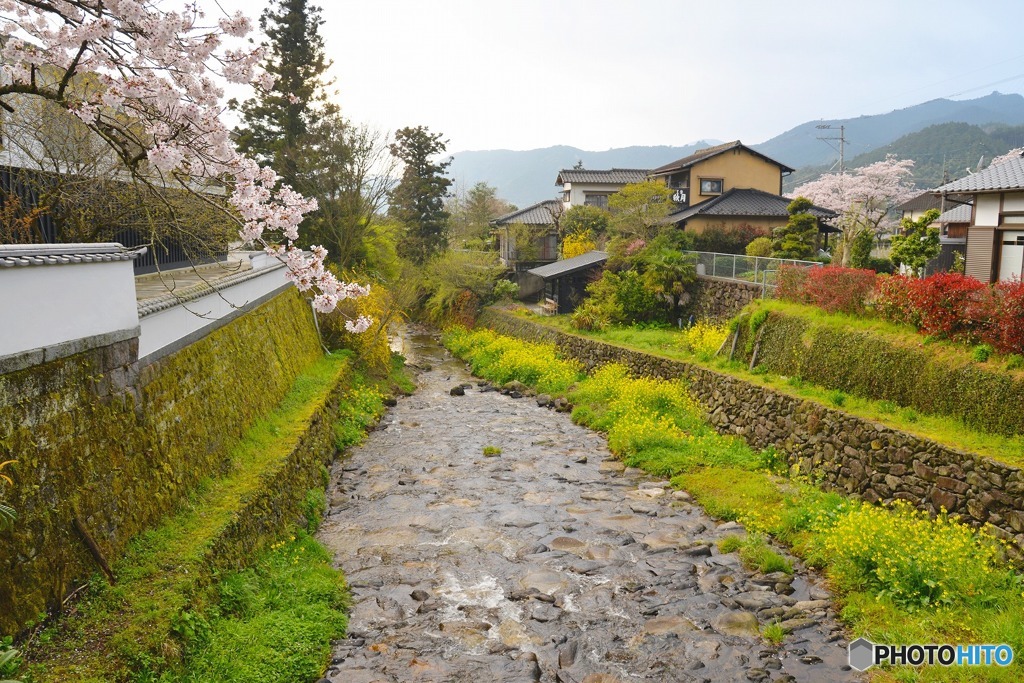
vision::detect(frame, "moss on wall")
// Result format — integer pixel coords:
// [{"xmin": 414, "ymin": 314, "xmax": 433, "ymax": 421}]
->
[
  {"xmin": 0, "ymin": 290, "xmax": 321, "ymax": 635},
  {"xmin": 731, "ymin": 307, "xmax": 1024, "ymax": 437}
]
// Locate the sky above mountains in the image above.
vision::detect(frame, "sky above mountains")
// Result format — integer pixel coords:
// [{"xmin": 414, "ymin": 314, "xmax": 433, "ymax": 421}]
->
[{"xmin": 208, "ymin": 0, "xmax": 1024, "ymax": 154}]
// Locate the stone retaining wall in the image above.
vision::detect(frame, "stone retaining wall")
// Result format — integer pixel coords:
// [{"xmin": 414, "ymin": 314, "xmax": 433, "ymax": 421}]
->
[
  {"xmin": 479, "ymin": 309, "xmax": 1024, "ymax": 556},
  {"xmin": 690, "ymin": 276, "xmax": 764, "ymax": 322},
  {"xmin": 0, "ymin": 290, "xmax": 323, "ymax": 634}
]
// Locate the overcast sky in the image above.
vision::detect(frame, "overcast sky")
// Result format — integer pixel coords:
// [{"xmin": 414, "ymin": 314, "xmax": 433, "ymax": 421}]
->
[{"xmin": 207, "ymin": 0, "xmax": 1024, "ymax": 155}]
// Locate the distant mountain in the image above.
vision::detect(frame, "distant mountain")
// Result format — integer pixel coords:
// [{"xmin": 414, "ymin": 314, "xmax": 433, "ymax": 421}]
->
[
  {"xmin": 756, "ymin": 92, "xmax": 1024, "ymax": 170},
  {"xmin": 783, "ymin": 122, "xmax": 1024, "ymax": 192},
  {"xmin": 449, "ymin": 92, "xmax": 1024, "ymax": 207},
  {"xmin": 448, "ymin": 142, "xmax": 720, "ymax": 208}
]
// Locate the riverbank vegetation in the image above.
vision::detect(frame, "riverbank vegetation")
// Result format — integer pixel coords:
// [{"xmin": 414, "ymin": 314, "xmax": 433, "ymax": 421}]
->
[
  {"xmin": 509, "ymin": 308, "xmax": 1024, "ymax": 468},
  {"xmin": 444, "ymin": 326, "xmax": 1024, "ymax": 682},
  {"xmin": 11, "ymin": 352, "xmax": 409, "ymax": 683}
]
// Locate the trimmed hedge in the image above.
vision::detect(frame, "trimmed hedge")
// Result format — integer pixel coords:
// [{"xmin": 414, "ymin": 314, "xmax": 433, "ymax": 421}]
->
[{"xmin": 735, "ymin": 304, "xmax": 1024, "ymax": 437}]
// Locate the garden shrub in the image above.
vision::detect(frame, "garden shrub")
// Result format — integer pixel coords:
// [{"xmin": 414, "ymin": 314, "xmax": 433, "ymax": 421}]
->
[
  {"xmin": 873, "ymin": 274, "xmax": 919, "ymax": 327},
  {"xmin": 775, "ymin": 265, "xmax": 810, "ymax": 303},
  {"xmin": 739, "ymin": 302, "xmax": 1024, "ymax": 436},
  {"xmin": 990, "ymin": 279, "xmax": 1024, "ymax": 355},
  {"xmin": 800, "ymin": 266, "xmax": 877, "ymax": 314},
  {"xmin": 745, "ymin": 236, "xmax": 772, "ymax": 257},
  {"xmin": 907, "ymin": 272, "xmax": 988, "ymax": 341}
]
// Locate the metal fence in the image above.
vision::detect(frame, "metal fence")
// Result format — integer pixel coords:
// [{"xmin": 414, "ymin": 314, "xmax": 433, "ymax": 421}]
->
[{"xmin": 686, "ymin": 250, "xmax": 822, "ymax": 294}]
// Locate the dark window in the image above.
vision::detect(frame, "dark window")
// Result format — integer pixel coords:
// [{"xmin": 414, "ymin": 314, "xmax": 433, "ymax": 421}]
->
[{"xmin": 584, "ymin": 193, "xmax": 609, "ymax": 209}]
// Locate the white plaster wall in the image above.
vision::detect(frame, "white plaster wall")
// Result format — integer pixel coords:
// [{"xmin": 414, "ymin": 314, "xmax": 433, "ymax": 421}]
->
[
  {"xmin": 567, "ymin": 182, "xmax": 628, "ymax": 207},
  {"xmin": 0, "ymin": 260, "xmax": 138, "ymax": 357},
  {"xmin": 138, "ymin": 265, "xmax": 289, "ymax": 360},
  {"xmin": 1002, "ymin": 192, "xmax": 1024, "ymax": 213},
  {"xmin": 975, "ymin": 194, "xmax": 1001, "ymax": 226}
]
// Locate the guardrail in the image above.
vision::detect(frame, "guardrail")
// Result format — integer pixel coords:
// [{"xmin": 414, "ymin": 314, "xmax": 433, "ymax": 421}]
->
[{"xmin": 685, "ymin": 250, "xmax": 821, "ymax": 295}]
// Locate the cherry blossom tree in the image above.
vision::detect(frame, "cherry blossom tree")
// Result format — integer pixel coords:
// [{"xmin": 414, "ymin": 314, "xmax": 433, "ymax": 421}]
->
[
  {"xmin": 0, "ymin": 0, "xmax": 369, "ymax": 330},
  {"xmin": 794, "ymin": 156, "xmax": 916, "ymax": 266}
]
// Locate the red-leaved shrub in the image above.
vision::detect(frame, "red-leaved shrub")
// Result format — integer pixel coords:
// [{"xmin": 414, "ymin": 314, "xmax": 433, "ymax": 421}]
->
[
  {"xmin": 989, "ymin": 279, "xmax": 1024, "ymax": 355},
  {"xmin": 801, "ymin": 266, "xmax": 878, "ymax": 314},
  {"xmin": 908, "ymin": 272, "xmax": 988, "ymax": 340},
  {"xmin": 874, "ymin": 274, "xmax": 920, "ymax": 327},
  {"xmin": 776, "ymin": 265, "xmax": 810, "ymax": 303}
]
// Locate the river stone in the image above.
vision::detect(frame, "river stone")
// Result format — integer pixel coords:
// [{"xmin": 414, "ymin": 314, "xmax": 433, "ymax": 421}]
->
[
  {"xmin": 599, "ymin": 460, "xmax": 626, "ymax": 473},
  {"xmin": 641, "ymin": 528, "xmax": 690, "ymax": 550},
  {"xmin": 549, "ymin": 536, "xmax": 588, "ymax": 554},
  {"xmin": 520, "ymin": 569, "xmax": 568, "ymax": 595},
  {"xmin": 449, "ymin": 386, "xmax": 465, "ymax": 396},
  {"xmin": 712, "ymin": 610, "xmax": 760, "ymax": 637},
  {"xmin": 644, "ymin": 615, "xmax": 697, "ymax": 636},
  {"xmin": 581, "ymin": 675, "xmax": 622, "ymax": 683}
]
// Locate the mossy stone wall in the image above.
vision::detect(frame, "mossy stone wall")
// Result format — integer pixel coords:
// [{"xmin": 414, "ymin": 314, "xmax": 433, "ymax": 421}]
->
[
  {"xmin": 479, "ymin": 309, "xmax": 1024, "ymax": 558},
  {"xmin": 690, "ymin": 276, "xmax": 764, "ymax": 322},
  {"xmin": 731, "ymin": 308, "xmax": 1024, "ymax": 437},
  {"xmin": 0, "ymin": 290, "xmax": 321, "ymax": 635}
]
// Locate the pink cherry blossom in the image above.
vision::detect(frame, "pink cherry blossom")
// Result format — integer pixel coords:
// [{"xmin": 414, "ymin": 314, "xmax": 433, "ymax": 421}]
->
[{"xmin": 0, "ymin": 0, "xmax": 369, "ymax": 327}]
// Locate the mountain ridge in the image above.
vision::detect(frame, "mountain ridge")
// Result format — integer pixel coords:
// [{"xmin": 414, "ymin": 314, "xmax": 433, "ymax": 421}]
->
[{"xmin": 448, "ymin": 92, "xmax": 1024, "ymax": 207}]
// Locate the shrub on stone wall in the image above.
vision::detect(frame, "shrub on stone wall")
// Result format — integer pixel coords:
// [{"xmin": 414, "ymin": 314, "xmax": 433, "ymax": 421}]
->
[{"xmin": 734, "ymin": 304, "xmax": 1024, "ymax": 437}]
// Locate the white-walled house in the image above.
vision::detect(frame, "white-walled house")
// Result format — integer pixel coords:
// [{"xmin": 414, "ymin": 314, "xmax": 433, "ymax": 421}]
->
[
  {"xmin": 935, "ymin": 153, "xmax": 1024, "ymax": 282},
  {"xmin": 555, "ymin": 168, "xmax": 649, "ymax": 210}
]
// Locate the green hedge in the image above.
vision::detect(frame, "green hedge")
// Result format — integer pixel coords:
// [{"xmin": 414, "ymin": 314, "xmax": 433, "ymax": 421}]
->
[{"xmin": 734, "ymin": 305, "xmax": 1024, "ymax": 437}]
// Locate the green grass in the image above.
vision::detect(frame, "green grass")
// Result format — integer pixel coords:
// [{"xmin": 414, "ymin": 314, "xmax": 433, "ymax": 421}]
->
[
  {"xmin": 761, "ymin": 621, "xmax": 786, "ymax": 645},
  {"xmin": 482, "ymin": 445, "xmax": 502, "ymax": 456},
  {"xmin": 514, "ymin": 311, "xmax": 1024, "ymax": 468},
  {"xmin": 446, "ymin": 325, "xmax": 1024, "ymax": 682},
  {"xmin": 170, "ymin": 531, "xmax": 348, "ymax": 683},
  {"xmin": 20, "ymin": 351, "xmax": 409, "ymax": 683}
]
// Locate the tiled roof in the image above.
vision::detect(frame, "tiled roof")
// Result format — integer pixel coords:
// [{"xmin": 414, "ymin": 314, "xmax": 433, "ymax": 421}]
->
[
  {"xmin": 0, "ymin": 242, "xmax": 144, "ymax": 268},
  {"xmin": 937, "ymin": 203, "xmax": 972, "ymax": 224},
  {"xmin": 651, "ymin": 141, "xmax": 795, "ymax": 176},
  {"xmin": 898, "ymin": 192, "xmax": 943, "ymax": 212},
  {"xmin": 527, "ymin": 251, "xmax": 608, "ymax": 280},
  {"xmin": 137, "ymin": 262, "xmax": 286, "ymax": 317},
  {"xmin": 935, "ymin": 153, "xmax": 1024, "ymax": 193},
  {"xmin": 490, "ymin": 199, "xmax": 562, "ymax": 226},
  {"xmin": 666, "ymin": 188, "xmax": 837, "ymax": 223},
  {"xmin": 555, "ymin": 168, "xmax": 649, "ymax": 185}
]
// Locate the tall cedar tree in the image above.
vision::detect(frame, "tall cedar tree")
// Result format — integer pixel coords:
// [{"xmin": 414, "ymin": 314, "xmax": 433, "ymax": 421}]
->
[
  {"xmin": 771, "ymin": 197, "xmax": 818, "ymax": 259},
  {"xmin": 234, "ymin": 0, "xmax": 333, "ymax": 188},
  {"xmin": 389, "ymin": 126, "xmax": 453, "ymax": 264}
]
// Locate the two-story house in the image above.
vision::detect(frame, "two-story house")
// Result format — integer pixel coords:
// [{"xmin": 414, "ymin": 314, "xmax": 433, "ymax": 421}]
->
[
  {"xmin": 935, "ymin": 152, "xmax": 1024, "ymax": 282},
  {"xmin": 555, "ymin": 168, "xmax": 649, "ymax": 210},
  {"xmin": 649, "ymin": 140, "xmax": 835, "ymax": 237}
]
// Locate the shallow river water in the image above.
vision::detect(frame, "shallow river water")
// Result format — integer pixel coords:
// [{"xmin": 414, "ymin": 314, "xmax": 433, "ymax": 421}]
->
[{"xmin": 317, "ymin": 329, "xmax": 861, "ymax": 682}]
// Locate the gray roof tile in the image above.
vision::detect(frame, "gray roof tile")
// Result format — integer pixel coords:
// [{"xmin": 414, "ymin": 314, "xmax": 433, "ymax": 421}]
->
[
  {"xmin": 555, "ymin": 168, "xmax": 649, "ymax": 185},
  {"xmin": 651, "ymin": 141, "xmax": 795, "ymax": 176},
  {"xmin": 935, "ymin": 153, "xmax": 1024, "ymax": 193},
  {"xmin": 898, "ymin": 192, "xmax": 943, "ymax": 212},
  {"xmin": 666, "ymin": 188, "xmax": 836, "ymax": 223},
  {"xmin": 0, "ymin": 242, "xmax": 144, "ymax": 268},
  {"xmin": 937, "ymin": 203, "xmax": 972, "ymax": 224},
  {"xmin": 490, "ymin": 199, "xmax": 562, "ymax": 226}
]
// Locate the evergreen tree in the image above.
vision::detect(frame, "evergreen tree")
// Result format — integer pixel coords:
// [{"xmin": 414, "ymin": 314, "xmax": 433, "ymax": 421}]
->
[
  {"xmin": 771, "ymin": 197, "xmax": 818, "ymax": 259},
  {"xmin": 389, "ymin": 126, "xmax": 453, "ymax": 264},
  {"xmin": 234, "ymin": 0, "xmax": 333, "ymax": 187},
  {"xmin": 890, "ymin": 209, "xmax": 941, "ymax": 276}
]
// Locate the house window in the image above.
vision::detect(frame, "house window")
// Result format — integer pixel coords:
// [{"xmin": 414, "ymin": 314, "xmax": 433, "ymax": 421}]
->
[
  {"xmin": 563, "ymin": 190, "xmax": 570, "ymax": 203},
  {"xmin": 584, "ymin": 193, "xmax": 609, "ymax": 209},
  {"xmin": 699, "ymin": 178, "xmax": 723, "ymax": 195}
]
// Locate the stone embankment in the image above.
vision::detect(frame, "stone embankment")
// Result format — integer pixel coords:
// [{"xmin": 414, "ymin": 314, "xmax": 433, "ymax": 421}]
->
[
  {"xmin": 317, "ymin": 331, "xmax": 858, "ymax": 682},
  {"xmin": 479, "ymin": 309, "xmax": 1024, "ymax": 557}
]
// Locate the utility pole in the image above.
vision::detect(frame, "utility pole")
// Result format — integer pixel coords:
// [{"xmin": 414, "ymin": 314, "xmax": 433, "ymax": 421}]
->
[{"xmin": 816, "ymin": 124, "xmax": 846, "ymax": 174}]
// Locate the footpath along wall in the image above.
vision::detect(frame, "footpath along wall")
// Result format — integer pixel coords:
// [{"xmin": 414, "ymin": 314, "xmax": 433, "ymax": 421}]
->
[
  {"xmin": 0, "ymin": 288, "xmax": 326, "ymax": 635},
  {"xmin": 479, "ymin": 309, "xmax": 1024, "ymax": 556}
]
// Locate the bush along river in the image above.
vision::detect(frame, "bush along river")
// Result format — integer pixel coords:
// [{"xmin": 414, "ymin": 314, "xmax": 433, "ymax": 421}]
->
[{"xmin": 317, "ymin": 329, "xmax": 859, "ymax": 682}]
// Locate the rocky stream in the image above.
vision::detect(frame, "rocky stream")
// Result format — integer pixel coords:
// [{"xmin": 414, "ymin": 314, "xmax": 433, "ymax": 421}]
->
[{"xmin": 317, "ymin": 330, "xmax": 860, "ymax": 683}]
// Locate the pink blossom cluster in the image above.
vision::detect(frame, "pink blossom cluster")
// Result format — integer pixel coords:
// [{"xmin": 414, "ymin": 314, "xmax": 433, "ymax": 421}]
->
[
  {"xmin": 0, "ymin": 0, "xmax": 368, "ymax": 324},
  {"xmin": 794, "ymin": 156, "xmax": 917, "ymax": 235}
]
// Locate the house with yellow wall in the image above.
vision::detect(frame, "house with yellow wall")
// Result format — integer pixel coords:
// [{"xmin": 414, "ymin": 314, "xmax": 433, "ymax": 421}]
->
[{"xmin": 648, "ymin": 140, "xmax": 835, "ymax": 237}]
